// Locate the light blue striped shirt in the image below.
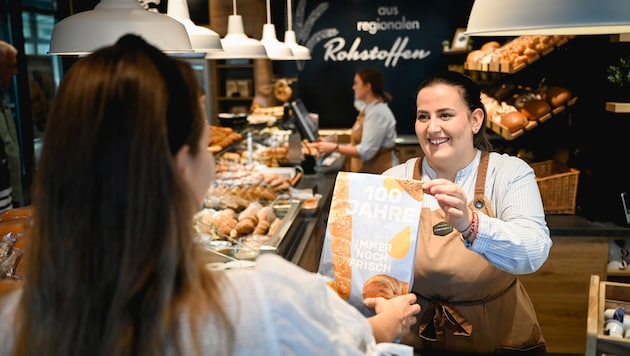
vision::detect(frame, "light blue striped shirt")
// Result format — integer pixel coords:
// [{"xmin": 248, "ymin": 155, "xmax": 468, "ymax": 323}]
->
[{"xmin": 383, "ymin": 150, "xmax": 552, "ymax": 275}]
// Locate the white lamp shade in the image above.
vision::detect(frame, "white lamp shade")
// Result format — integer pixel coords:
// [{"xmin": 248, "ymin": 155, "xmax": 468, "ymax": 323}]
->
[
  {"xmin": 261, "ymin": 24, "xmax": 295, "ymax": 60},
  {"xmin": 167, "ymin": 0, "xmax": 223, "ymax": 52},
  {"xmin": 284, "ymin": 30, "xmax": 311, "ymax": 60},
  {"xmin": 175, "ymin": 19, "xmax": 223, "ymax": 52},
  {"xmin": 466, "ymin": 0, "xmax": 630, "ymax": 36},
  {"xmin": 49, "ymin": 0, "xmax": 193, "ymax": 55},
  {"xmin": 206, "ymin": 15, "xmax": 268, "ymax": 59}
]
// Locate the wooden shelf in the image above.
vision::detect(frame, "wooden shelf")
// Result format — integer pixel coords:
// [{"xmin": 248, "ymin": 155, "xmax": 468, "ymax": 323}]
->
[
  {"xmin": 607, "ymin": 269, "xmax": 630, "ymax": 277},
  {"xmin": 442, "ymin": 49, "xmax": 469, "ymax": 55},
  {"xmin": 610, "ymin": 33, "xmax": 630, "ymax": 43},
  {"xmin": 465, "ymin": 36, "xmax": 572, "ymax": 74},
  {"xmin": 218, "ymin": 96, "xmax": 255, "ymax": 101},
  {"xmin": 212, "ymin": 60, "xmax": 257, "ymax": 118},
  {"xmin": 487, "ymin": 97, "xmax": 578, "ymax": 141},
  {"xmin": 606, "ymin": 102, "xmax": 630, "ymax": 113}
]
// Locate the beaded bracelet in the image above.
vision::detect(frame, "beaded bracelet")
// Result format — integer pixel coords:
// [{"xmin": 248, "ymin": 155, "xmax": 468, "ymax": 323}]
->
[
  {"xmin": 462, "ymin": 210, "xmax": 479, "ymax": 244},
  {"xmin": 460, "ymin": 209, "xmax": 475, "ymax": 233}
]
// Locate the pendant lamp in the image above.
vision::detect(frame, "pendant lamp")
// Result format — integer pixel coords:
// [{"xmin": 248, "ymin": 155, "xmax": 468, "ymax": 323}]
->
[
  {"xmin": 206, "ymin": 0, "xmax": 268, "ymax": 59},
  {"xmin": 466, "ymin": 0, "xmax": 630, "ymax": 36},
  {"xmin": 48, "ymin": 0, "xmax": 193, "ymax": 55},
  {"xmin": 167, "ymin": 0, "xmax": 223, "ymax": 52},
  {"xmin": 260, "ymin": 0, "xmax": 294, "ymax": 60},
  {"xmin": 283, "ymin": 0, "xmax": 311, "ymax": 60}
]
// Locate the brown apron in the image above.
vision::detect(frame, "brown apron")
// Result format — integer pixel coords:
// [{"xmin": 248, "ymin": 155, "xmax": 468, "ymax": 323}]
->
[
  {"xmin": 349, "ymin": 111, "xmax": 394, "ymax": 174},
  {"xmin": 401, "ymin": 152, "xmax": 546, "ymax": 353}
]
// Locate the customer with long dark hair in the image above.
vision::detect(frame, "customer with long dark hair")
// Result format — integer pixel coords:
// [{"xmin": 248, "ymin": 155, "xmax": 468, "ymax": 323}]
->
[{"xmin": 0, "ymin": 35, "xmax": 419, "ymax": 356}]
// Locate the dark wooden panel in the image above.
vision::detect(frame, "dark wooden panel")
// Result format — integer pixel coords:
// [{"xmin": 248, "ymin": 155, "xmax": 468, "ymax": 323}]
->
[{"xmin": 519, "ymin": 236, "xmax": 608, "ymax": 354}]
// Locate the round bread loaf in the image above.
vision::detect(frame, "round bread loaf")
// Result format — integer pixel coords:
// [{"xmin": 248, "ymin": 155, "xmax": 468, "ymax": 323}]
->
[
  {"xmin": 481, "ymin": 41, "xmax": 500, "ymax": 51},
  {"xmin": 466, "ymin": 50, "xmax": 484, "ymax": 63},
  {"xmin": 520, "ymin": 99, "xmax": 551, "ymax": 121},
  {"xmin": 543, "ymin": 86, "xmax": 571, "ymax": 107},
  {"xmin": 500, "ymin": 111, "xmax": 528, "ymax": 133}
]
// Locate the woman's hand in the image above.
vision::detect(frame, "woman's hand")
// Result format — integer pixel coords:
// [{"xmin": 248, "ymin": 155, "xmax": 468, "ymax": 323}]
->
[
  {"xmin": 422, "ymin": 179, "xmax": 471, "ymax": 232},
  {"xmin": 364, "ymin": 293, "xmax": 421, "ymax": 343},
  {"xmin": 316, "ymin": 141, "xmax": 337, "ymax": 155}
]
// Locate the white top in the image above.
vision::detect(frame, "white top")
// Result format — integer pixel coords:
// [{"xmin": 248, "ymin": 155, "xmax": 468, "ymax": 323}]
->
[
  {"xmin": 0, "ymin": 253, "xmax": 412, "ymax": 356},
  {"xmin": 383, "ymin": 151, "xmax": 552, "ymax": 274}
]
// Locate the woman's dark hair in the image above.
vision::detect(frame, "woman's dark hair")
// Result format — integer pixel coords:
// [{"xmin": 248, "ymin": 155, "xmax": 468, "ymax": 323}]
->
[
  {"xmin": 13, "ymin": 34, "xmax": 232, "ymax": 356},
  {"xmin": 356, "ymin": 67, "xmax": 393, "ymax": 103},
  {"xmin": 417, "ymin": 70, "xmax": 492, "ymax": 151}
]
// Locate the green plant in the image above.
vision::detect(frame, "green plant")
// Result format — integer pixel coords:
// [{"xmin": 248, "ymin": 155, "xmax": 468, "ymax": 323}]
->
[{"xmin": 607, "ymin": 56, "xmax": 630, "ymax": 88}]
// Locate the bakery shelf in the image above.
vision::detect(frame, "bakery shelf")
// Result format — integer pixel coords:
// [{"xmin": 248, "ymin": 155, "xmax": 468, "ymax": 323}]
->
[
  {"xmin": 605, "ymin": 102, "xmax": 630, "ymax": 113},
  {"xmin": 610, "ymin": 33, "xmax": 630, "ymax": 43},
  {"xmin": 487, "ymin": 96, "xmax": 578, "ymax": 141},
  {"xmin": 465, "ymin": 36, "xmax": 572, "ymax": 74},
  {"xmin": 442, "ymin": 49, "xmax": 469, "ymax": 55}
]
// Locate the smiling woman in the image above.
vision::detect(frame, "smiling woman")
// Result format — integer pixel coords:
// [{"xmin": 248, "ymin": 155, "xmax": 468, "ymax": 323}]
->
[{"xmin": 382, "ymin": 70, "xmax": 551, "ymax": 354}]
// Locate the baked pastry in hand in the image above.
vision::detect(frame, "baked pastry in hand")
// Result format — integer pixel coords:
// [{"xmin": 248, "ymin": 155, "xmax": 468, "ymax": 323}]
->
[{"xmin": 362, "ymin": 274, "xmax": 409, "ymax": 300}]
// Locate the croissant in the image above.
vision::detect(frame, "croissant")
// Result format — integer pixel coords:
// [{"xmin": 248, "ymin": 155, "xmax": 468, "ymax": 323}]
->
[
  {"xmin": 253, "ymin": 219, "xmax": 270, "ymax": 235},
  {"xmin": 362, "ymin": 274, "xmax": 409, "ymax": 300},
  {"xmin": 234, "ymin": 215, "xmax": 258, "ymax": 235}
]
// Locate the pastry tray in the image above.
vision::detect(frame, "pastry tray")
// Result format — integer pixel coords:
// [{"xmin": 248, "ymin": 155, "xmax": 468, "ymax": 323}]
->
[{"xmin": 198, "ymin": 198, "xmax": 302, "ymax": 263}]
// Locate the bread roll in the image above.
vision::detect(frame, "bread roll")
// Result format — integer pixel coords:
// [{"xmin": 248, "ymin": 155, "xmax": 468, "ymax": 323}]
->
[
  {"xmin": 543, "ymin": 86, "xmax": 571, "ymax": 107},
  {"xmin": 481, "ymin": 41, "xmax": 500, "ymax": 51},
  {"xmin": 520, "ymin": 99, "xmax": 551, "ymax": 121},
  {"xmin": 362, "ymin": 274, "xmax": 409, "ymax": 299},
  {"xmin": 466, "ymin": 50, "xmax": 484, "ymax": 63},
  {"xmin": 500, "ymin": 111, "xmax": 528, "ymax": 132}
]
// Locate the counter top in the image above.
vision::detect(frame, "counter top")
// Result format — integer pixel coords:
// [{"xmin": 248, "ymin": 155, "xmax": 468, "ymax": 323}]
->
[
  {"xmin": 547, "ymin": 214, "xmax": 630, "ymax": 237},
  {"xmin": 395, "ymin": 134, "xmax": 418, "ymax": 145}
]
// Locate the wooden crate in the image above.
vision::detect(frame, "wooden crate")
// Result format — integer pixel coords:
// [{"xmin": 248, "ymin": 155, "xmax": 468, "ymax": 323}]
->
[{"xmin": 586, "ymin": 275, "xmax": 630, "ymax": 356}]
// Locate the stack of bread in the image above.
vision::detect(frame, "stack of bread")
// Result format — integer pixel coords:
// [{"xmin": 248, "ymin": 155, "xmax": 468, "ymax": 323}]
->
[
  {"xmin": 194, "ymin": 201, "xmax": 282, "ymax": 240},
  {"xmin": 205, "ymin": 168, "xmax": 292, "ymax": 211},
  {"xmin": 208, "ymin": 126, "xmax": 243, "ymax": 153},
  {"xmin": 466, "ymin": 35, "xmax": 573, "ymax": 72},
  {"xmin": 482, "ymin": 82, "xmax": 574, "ymax": 134}
]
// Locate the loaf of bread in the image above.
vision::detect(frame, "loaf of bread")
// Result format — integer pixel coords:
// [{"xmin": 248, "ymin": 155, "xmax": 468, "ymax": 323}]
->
[
  {"xmin": 500, "ymin": 111, "xmax": 528, "ymax": 132},
  {"xmin": 480, "ymin": 41, "xmax": 500, "ymax": 51},
  {"xmin": 362, "ymin": 274, "xmax": 409, "ymax": 299},
  {"xmin": 329, "ymin": 173, "xmax": 353, "ymax": 300},
  {"xmin": 520, "ymin": 99, "xmax": 551, "ymax": 121},
  {"xmin": 543, "ymin": 86, "xmax": 571, "ymax": 107}
]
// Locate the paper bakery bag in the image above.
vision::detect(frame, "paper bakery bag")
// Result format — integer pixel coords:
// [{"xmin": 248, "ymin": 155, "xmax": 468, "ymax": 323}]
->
[{"xmin": 318, "ymin": 172, "xmax": 423, "ymax": 316}]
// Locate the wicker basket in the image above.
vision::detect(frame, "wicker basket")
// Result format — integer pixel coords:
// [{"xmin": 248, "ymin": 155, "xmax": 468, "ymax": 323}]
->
[{"xmin": 530, "ymin": 160, "xmax": 579, "ymax": 214}]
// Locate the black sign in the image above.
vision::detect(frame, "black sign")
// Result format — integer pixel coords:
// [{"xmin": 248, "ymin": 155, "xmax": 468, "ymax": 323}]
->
[{"xmin": 275, "ymin": 0, "xmax": 473, "ymax": 135}]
